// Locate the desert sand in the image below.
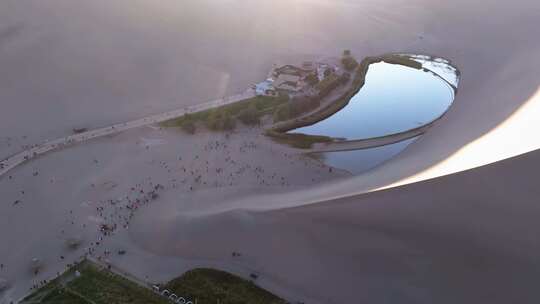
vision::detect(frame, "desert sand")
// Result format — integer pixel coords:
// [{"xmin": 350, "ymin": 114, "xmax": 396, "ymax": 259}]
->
[
  {"xmin": 1, "ymin": 0, "xmax": 540, "ymax": 303},
  {"xmin": 0, "ymin": 124, "xmax": 348, "ymax": 302}
]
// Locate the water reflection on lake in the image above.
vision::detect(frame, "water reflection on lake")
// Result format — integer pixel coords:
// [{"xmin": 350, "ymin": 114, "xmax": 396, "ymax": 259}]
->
[
  {"xmin": 294, "ymin": 61, "xmax": 455, "ymax": 140},
  {"xmin": 311, "ymin": 137, "xmax": 419, "ymax": 175},
  {"xmin": 297, "ymin": 56, "xmax": 459, "ymax": 175},
  {"xmin": 405, "ymin": 54, "xmax": 460, "ymax": 87}
]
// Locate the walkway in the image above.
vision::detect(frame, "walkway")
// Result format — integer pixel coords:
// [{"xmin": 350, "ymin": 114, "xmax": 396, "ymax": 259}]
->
[
  {"xmin": 306, "ymin": 123, "xmax": 432, "ymax": 153},
  {"xmin": 0, "ymin": 90, "xmax": 255, "ymax": 178}
]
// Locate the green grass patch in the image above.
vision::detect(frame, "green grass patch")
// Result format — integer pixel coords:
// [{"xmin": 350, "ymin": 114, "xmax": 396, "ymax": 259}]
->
[
  {"xmin": 21, "ymin": 261, "xmax": 168, "ymax": 304},
  {"xmin": 22, "ymin": 262, "xmax": 287, "ymax": 304},
  {"xmin": 38, "ymin": 288, "xmax": 89, "ymax": 304},
  {"xmin": 161, "ymin": 95, "xmax": 289, "ymax": 132},
  {"xmin": 66, "ymin": 262, "xmax": 167, "ymax": 304},
  {"xmin": 272, "ymin": 103, "xmax": 292, "ymax": 123},
  {"xmin": 21, "ymin": 281, "xmax": 67, "ymax": 304},
  {"xmin": 165, "ymin": 268, "xmax": 286, "ymax": 304},
  {"xmin": 265, "ymin": 130, "xmax": 333, "ymax": 149}
]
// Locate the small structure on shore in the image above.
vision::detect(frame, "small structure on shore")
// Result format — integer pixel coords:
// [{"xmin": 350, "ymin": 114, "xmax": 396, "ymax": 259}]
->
[
  {"xmin": 255, "ymin": 79, "xmax": 277, "ymax": 96},
  {"xmin": 273, "ymin": 74, "xmax": 302, "ymax": 92},
  {"xmin": 317, "ymin": 63, "xmax": 335, "ymax": 81},
  {"xmin": 255, "ymin": 60, "xmax": 340, "ymax": 97}
]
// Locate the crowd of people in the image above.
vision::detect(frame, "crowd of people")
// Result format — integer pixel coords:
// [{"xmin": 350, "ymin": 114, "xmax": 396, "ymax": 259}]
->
[{"xmin": 1, "ymin": 125, "xmax": 344, "ymax": 299}]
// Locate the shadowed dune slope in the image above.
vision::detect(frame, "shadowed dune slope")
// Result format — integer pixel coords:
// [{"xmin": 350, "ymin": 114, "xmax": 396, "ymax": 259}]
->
[{"xmin": 132, "ymin": 148, "xmax": 540, "ymax": 304}]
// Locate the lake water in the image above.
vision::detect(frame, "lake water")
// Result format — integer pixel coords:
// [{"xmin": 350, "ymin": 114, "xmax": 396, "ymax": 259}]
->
[
  {"xmin": 298, "ymin": 56, "xmax": 458, "ymax": 174},
  {"xmin": 311, "ymin": 137, "xmax": 419, "ymax": 175},
  {"xmin": 294, "ymin": 61, "xmax": 456, "ymax": 140},
  {"xmin": 405, "ymin": 54, "xmax": 460, "ymax": 88}
]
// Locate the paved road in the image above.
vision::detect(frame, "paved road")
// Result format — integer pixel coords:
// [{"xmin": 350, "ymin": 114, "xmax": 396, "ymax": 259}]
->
[{"xmin": 0, "ymin": 90, "xmax": 255, "ymax": 178}]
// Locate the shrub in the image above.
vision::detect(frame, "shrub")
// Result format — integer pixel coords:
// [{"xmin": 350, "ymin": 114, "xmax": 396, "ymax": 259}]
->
[
  {"xmin": 238, "ymin": 104, "xmax": 260, "ymax": 125},
  {"xmin": 305, "ymin": 73, "xmax": 319, "ymax": 86},
  {"xmin": 179, "ymin": 113, "xmax": 196, "ymax": 134},
  {"xmin": 221, "ymin": 112, "xmax": 236, "ymax": 131},
  {"xmin": 324, "ymin": 68, "xmax": 332, "ymax": 78},
  {"xmin": 339, "ymin": 72, "xmax": 351, "ymax": 85},
  {"xmin": 342, "ymin": 56, "xmax": 358, "ymax": 71},
  {"xmin": 206, "ymin": 109, "xmax": 236, "ymax": 131},
  {"xmin": 206, "ymin": 109, "xmax": 222, "ymax": 130},
  {"xmin": 267, "ymin": 132, "xmax": 333, "ymax": 149},
  {"xmin": 273, "ymin": 104, "xmax": 291, "ymax": 123},
  {"xmin": 290, "ymin": 96, "xmax": 320, "ymax": 117},
  {"xmin": 316, "ymin": 74, "xmax": 340, "ymax": 98},
  {"xmin": 343, "ymin": 49, "xmax": 351, "ymax": 57}
]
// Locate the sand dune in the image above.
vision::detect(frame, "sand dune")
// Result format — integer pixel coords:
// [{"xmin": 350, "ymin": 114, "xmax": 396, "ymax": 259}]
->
[
  {"xmin": 132, "ymin": 149, "xmax": 540, "ymax": 304},
  {"xmin": 127, "ymin": 1, "xmax": 540, "ymax": 303},
  {"xmin": 1, "ymin": 0, "xmax": 538, "ymax": 183},
  {"xmin": 1, "ymin": 0, "xmax": 540, "ymax": 303}
]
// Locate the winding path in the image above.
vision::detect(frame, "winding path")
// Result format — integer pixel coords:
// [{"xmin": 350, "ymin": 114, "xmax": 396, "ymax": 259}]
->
[
  {"xmin": 306, "ymin": 121, "xmax": 432, "ymax": 153},
  {"xmin": 0, "ymin": 90, "xmax": 255, "ymax": 179},
  {"xmin": 0, "ymin": 61, "xmax": 454, "ymax": 178}
]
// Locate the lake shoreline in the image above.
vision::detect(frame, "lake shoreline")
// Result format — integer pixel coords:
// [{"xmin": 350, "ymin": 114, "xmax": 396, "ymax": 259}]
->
[{"xmin": 266, "ymin": 53, "xmax": 456, "ymax": 149}]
